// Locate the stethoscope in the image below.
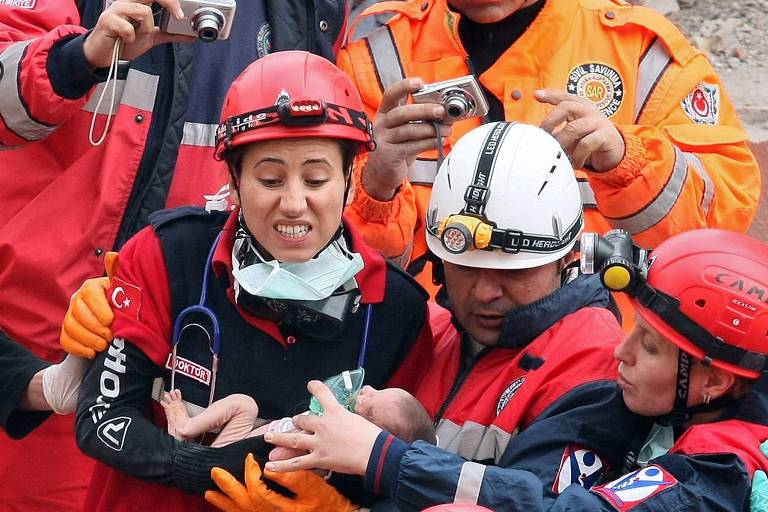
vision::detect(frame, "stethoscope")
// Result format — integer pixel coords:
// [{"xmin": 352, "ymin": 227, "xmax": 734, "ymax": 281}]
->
[
  {"xmin": 169, "ymin": 232, "xmax": 222, "ymax": 409},
  {"xmin": 168, "ymin": 231, "xmax": 373, "ymax": 408}
]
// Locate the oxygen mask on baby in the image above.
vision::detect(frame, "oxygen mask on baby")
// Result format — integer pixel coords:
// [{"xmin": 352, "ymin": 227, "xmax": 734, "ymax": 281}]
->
[{"xmin": 309, "ymin": 368, "xmax": 365, "ymax": 415}]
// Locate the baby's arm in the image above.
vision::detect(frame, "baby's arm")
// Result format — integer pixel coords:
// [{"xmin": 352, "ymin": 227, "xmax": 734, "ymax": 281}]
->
[{"xmin": 161, "ymin": 390, "xmax": 259, "ymax": 447}]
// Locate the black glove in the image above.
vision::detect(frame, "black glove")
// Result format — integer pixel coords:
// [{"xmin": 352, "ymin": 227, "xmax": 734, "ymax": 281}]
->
[{"xmin": 173, "ymin": 434, "xmax": 271, "ymax": 494}]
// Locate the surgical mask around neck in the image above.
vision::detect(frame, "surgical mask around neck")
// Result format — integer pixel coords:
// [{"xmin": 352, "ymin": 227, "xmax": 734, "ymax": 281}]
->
[
  {"xmin": 231, "ymin": 232, "xmax": 364, "ymax": 302},
  {"xmin": 636, "ymin": 423, "xmax": 675, "ymax": 466}
]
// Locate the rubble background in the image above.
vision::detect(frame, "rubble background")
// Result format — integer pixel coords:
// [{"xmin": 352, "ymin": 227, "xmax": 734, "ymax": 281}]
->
[{"xmin": 635, "ymin": 0, "xmax": 768, "ymax": 238}]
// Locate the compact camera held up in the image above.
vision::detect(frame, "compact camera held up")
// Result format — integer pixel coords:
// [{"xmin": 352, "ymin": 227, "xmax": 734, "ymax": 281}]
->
[
  {"xmin": 412, "ymin": 75, "xmax": 489, "ymax": 124},
  {"xmin": 159, "ymin": 0, "xmax": 237, "ymax": 42}
]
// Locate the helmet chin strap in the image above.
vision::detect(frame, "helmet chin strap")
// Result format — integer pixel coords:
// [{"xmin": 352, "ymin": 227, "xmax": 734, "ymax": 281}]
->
[{"xmin": 657, "ymin": 349, "xmax": 736, "ymax": 427}]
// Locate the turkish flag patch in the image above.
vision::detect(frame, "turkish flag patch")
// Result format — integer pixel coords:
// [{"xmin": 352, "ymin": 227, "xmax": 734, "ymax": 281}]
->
[
  {"xmin": 108, "ymin": 278, "xmax": 142, "ymax": 320},
  {"xmin": 591, "ymin": 465, "xmax": 677, "ymax": 511}
]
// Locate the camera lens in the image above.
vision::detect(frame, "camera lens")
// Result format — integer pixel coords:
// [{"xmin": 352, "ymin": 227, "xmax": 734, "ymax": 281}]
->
[
  {"xmin": 192, "ymin": 8, "xmax": 225, "ymax": 42},
  {"xmin": 443, "ymin": 89, "xmax": 475, "ymax": 120}
]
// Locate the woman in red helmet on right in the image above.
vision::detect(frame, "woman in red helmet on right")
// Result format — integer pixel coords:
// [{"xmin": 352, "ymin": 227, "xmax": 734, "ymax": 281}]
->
[
  {"xmin": 479, "ymin": 227, "xmax": 768, "ymax": 510},
  {"xmin": 263, "ymin": 228, "xmax": 768, "ymax": 511},
  {"xmin": 584, "ymin": 228, "xmax": 768, "ymax": 511}
]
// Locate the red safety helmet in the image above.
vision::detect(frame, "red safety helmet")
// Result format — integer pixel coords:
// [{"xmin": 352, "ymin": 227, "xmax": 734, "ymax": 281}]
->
[
  {"xmin": 632, "ymin": 229, "xmax": 768, "ymax": 379},
  {"xmin": 214, "ymin": 50, "xmax": 374, "ymax": 160},
  {"xmin": 421, "ymin": 506, "xmax": 494, "ymax": 511}
]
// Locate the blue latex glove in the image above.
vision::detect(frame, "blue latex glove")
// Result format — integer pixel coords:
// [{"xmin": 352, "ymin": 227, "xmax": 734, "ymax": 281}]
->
[{"xmin": 750, "ymin": 441, "xmax": 768, "ymax": 511}]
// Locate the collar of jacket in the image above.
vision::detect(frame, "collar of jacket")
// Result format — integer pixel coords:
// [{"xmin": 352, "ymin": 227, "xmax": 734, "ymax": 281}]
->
[
  {"xmin": 429, "ymin": 0, "xmax": 579, "ymax": 69},
  {"xmin": 729, "ymin": 370, "xmax": 768, "ymax": 427},
  {"xmin": 438, "ymin": 272, "xmax": 613, "ymax": 349},
  {"xmin": 496, "ymin": 273, "xmax": 612, "ymax": 349}
]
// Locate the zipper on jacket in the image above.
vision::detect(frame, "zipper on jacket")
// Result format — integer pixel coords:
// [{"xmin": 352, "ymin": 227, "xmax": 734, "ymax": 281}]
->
[{"xmin": 433, "ymin": 339, "xmax": 492, "ymax": 425}]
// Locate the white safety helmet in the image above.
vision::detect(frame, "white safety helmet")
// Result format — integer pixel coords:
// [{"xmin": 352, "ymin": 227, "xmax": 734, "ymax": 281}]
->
[{"xmin": 426, "ymin": 122, "xmax": 583, "ymax": 270}]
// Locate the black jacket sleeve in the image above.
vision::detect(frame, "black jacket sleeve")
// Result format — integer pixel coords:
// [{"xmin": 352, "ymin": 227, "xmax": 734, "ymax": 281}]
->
[
  {"xmin": 75, "ymin": 337, "xmax": 274, "ymax": 494},
  {"xmin": 0, "ymin": 330, "xmax": 51, "ymax": 439}
]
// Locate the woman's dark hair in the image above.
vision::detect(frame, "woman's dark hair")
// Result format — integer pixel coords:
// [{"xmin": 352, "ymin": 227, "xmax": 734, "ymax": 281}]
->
[{"xmin": 223, "ymin": 139, "xmax": 359, "ymax": 190}]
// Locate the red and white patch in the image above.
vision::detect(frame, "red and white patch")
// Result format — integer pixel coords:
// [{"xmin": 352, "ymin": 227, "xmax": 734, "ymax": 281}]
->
[
  {"xmin": 591, "ymin": 465, "xmax": 677, "ymax": 511},
  {"xmin": 0, "ymin": 0, "xmax": 36, "ymax": 8},
  {"xmin": 681, "ymin": 82, "xmax": 720, "ymax": 125},
  {"xmin": 553, "ymin": 445, "xmax": 606, "ymax": 493},
  {"xmin": 109, "ymin": 278, "xmax": 142, "ymax": 321},
  {"xmin": 165, "ymin": 354, "xmax": 212, "ymax": 386}
]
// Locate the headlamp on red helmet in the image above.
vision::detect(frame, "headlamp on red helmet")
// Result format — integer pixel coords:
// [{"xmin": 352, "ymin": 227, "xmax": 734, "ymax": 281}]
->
[{"xmin": 216, "ymin": 98, "xmax": 375, "ymax": 159}]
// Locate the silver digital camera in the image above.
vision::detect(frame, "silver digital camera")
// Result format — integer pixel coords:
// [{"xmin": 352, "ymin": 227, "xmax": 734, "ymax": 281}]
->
[
  {"xmin": 159, "ymin": 0, "xmax": 237, "ymax": 42},
  {"xmin": 411, "ymin": 75, "xmax": 489, "ymax": 124}
]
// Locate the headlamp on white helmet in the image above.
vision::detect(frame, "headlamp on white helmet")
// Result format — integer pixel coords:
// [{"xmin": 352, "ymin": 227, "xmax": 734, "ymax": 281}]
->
[{"xmin": 426, "ymin": 122, "xmax": 583, "ymax": 270}]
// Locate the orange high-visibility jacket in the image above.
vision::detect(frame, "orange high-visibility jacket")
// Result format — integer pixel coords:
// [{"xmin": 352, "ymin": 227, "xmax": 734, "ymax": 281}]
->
[{"xmin": 341, "ymin": 0, "xmax": 760, "ymax": 290}]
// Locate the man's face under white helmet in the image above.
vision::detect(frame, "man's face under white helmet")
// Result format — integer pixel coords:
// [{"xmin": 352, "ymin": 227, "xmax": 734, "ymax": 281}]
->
[{"xmin": 427, "ymin": 122, "xmax": 583, "ymax": 345}]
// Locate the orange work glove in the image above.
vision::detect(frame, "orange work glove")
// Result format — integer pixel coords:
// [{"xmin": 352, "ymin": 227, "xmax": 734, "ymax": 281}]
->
[
  {"xmin": 205, "ymin": 453, "xmax": 357, "ymax": 512},
  {"xmin": 59, "ymin": 251, "xmax": 119, "ymax": 359}
]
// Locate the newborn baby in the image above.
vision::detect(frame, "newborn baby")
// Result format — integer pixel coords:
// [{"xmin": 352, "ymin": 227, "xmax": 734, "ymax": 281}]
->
[{"xmin": 161, "ymin": 385, "xmax": 436, "ymax": 448}]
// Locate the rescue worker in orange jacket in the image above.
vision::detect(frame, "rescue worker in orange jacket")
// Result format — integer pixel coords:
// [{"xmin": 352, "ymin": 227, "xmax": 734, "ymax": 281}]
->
[{"xmin": 341, "ymin": 0, "xmax": 761, "ymax": 310}]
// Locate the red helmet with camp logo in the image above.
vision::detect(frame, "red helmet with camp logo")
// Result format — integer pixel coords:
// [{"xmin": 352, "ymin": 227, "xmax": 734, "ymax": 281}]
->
[
  {"xmin": 214, "ymin": 51, "xmax": 374, "ymax": 159},
  {"xmin": 632, "ymin": 229, "xmax": 768, "ymax": 379}
]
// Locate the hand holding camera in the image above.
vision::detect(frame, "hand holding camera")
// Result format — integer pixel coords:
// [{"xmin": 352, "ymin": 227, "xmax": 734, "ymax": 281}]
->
[
  {"xmin": 362, "ymin": 76, "xmax": 487, "ymax": 201},
  {"xmin": 159, "ymin": 0, "xmax": 237, "ymax": 42},
  {"xmin": 84, "ymin": 0, "xmax": 194, "ymax": 69},
  {"xmin": 362, "ymin": 78, "xmax": 452, "ymax": 201}
]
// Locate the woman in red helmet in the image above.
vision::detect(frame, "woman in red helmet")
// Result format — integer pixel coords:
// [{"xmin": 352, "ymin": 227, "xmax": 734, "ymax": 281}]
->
[
  {"xmin": 72, "ymin": 50, "xmax": 432, "ymax": 512},
  {"xmin": 258, "ymin": 228, "xmax": 768, "ymax": 512}
]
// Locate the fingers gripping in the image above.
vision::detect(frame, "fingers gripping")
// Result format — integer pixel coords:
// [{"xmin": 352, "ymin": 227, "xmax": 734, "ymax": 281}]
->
[
  {"xmin": 207, "ymin": 464, "xmax": 258, "ymax": 512},
  {"xmin": 60, "ymin": 331, "xmax": 96, "ymax": 359},
  {"xmin": 378, "ymin": 78, "xmax": 423, "ymax": 114}
]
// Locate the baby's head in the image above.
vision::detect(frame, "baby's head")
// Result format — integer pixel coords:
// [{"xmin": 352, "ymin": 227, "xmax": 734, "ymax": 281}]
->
[{"xmin": 354, "ymin": 386, "xmax": 436, "ymax": 444}]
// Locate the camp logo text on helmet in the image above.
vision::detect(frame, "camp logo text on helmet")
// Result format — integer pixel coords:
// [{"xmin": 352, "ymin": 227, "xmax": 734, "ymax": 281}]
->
[
  {"xmin": 426, "ymin": 122, "xmax": 583, "ymax": 270},
  {"xmin": 567, "ymin": 63, "xmax": 624, "ymax": 117},
  {"xmin": 213, "ymin": 51, "xmax": 375, "ymax": 160}
]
